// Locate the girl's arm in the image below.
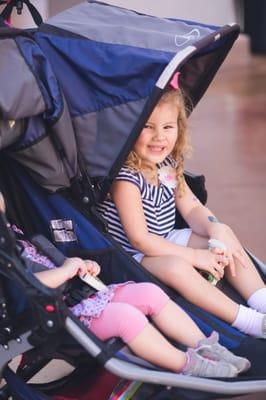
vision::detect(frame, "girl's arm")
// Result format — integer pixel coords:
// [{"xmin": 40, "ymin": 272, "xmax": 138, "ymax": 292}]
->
[
  {"xmin": 175, "ymin": 180, "xmax": 218, "ymax": 238},
  {"xmin": 111, "ymin": 181, "xmax": 225, "ymax": 273},
  {"xmin": 35, "ymin": 258, "xmax": 100, "ymax": 289},
  {"xmin": 176, "ymin": 181, "xmax": 246, "ymax": 275}
]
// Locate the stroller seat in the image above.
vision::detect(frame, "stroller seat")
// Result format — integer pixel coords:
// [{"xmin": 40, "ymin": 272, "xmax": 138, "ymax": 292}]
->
[{"xmin": 1, "ymin": 160, "xmax": 266, "ymax": 400}]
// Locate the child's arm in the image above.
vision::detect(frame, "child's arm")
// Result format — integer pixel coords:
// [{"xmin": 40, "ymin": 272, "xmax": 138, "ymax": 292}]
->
[
  {"xmin": 35, "ymin": 258, "xmax": 100, "ymax": 288},
  {"xmin": 111, "ymin": 180, "xmax": 226, "ymax": 278},
  {"xmin": 175, "ymin": 180, "xmax": 219, "ymax": 237},
  {"xmin": 175, "ymin": 181, "xmax": 247, "ymax": 275}
]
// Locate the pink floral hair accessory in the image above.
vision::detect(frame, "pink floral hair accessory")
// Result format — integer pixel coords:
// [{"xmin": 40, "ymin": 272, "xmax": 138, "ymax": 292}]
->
[{"xmin": 169, "ymin": 72, "xmax": 180, "ymax": 90}]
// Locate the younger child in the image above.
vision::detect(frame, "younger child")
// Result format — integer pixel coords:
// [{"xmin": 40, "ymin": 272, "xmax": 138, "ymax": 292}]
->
[
  {"xmin": 98, "ymin": 74, "xmax": 266, "ymax": 340},
  {"xmin": 0, "ymin": 192, "xmax": 250, "ymax": 378}
]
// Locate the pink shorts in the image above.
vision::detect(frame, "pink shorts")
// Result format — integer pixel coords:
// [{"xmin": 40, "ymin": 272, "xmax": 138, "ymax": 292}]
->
[{"xmin": 90, "ymin": 282, "xmax": 169, "ymax": 343}]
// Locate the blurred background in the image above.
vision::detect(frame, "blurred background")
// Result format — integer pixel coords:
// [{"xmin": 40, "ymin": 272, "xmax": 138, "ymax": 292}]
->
[
  {"xmin": 0, "ymin": 0, "xmax": 244, "ymax": 27},
  {"xmin": 0, "ymin": 2, "xmax": 265, "ymax": 398}
]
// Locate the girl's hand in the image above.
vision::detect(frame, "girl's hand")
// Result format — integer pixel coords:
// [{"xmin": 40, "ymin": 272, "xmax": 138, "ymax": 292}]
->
[
  {"xmin": 208, "ymin": 223, "xmax": 247, "ymax": 277},
  {"xmin": 61, "ymin": 258, "xmax": 101, "ymax": 279},
  {"xmin": 83, "ymin": 260, "xmax": 101, "ymax": 277},
  {"xmin": 193, "ymin": 249, "xmax": 228, "ymax": 281},
  {"xmin": 61, "ymin": 257, "xmax": 86, "ymax": 279}
]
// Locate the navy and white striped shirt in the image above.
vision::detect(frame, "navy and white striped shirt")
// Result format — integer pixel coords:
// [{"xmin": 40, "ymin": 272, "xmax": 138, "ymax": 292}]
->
[{"xmin": 98, "ymin": 158, "xmax": 177, "ymax": 255}]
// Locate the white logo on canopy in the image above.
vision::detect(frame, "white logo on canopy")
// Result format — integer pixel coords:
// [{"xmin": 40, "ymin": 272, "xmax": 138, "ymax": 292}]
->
[{"xmin": 174, "ymin": 29, "xmax": 201, "ymax": 47}]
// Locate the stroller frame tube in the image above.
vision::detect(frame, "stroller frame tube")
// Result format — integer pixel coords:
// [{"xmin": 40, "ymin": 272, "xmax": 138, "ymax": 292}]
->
[
  {"xmin": 156, "ymin": 45, "xmax": 196, "ymax": 89},
  {"xmin": 156, "ymin": 23, "xmax": 240, "ymax": 92},
  {"xmin": 65, "ymin": 315, "xmax": 266, "ymax": 395}
]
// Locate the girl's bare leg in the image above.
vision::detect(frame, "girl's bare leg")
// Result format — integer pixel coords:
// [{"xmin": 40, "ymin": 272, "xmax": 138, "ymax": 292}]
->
[
  {"xmin": 142, "ymin": 255, "xmax": 239, "ymax": 323},
  {"xmin": 188, "ymin": 232, "xmax": 265, "ymax": 300},
  {"xmin": 225, "ymin": 254, "xmax": 265, "ymax": 300},
  {"xmin": 152, "ymin": 300, "xmax": 205, "ymax": 347},
  {"xmin": 128, "ymin": 323, "xmax": 187, "ymax": 372}
]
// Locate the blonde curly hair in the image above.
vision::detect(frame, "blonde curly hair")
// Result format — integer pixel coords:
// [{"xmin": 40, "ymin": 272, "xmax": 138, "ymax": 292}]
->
[{"xmin": 126, "ymin": 89, "xmax": 191, "ymax": 195}]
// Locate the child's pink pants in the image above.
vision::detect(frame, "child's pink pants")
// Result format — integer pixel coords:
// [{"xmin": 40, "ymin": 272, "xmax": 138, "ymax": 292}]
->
[{"xmin": 90, "ymin": 282, "xmax": 169, "ymax": 343}]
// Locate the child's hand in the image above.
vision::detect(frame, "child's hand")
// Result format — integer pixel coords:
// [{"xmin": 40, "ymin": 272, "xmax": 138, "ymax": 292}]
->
[
  {"xmin": 208, "ymin": 223, "xmax": 248, "ymax": 277},
  {"xmin": 61, "ymin": 257, "xmax": 86, "ymax": 279},
  {"xmin": 194, "ymin": 249, "xmax": 228, "ymax": 281},
  {"xmin": 61, "ymin": 258, "xmax": 101, "ymax": 280},
  {"xmin": 83, "ymin": 260, "xmax": 101, "ymax": 277},
  {"xmin": 208, "ymin": 240, "xmax": 229, "ymax": 270},
  {"xmin": 209, "ymin": 247, "xmax": 230, "ymax": 276}
]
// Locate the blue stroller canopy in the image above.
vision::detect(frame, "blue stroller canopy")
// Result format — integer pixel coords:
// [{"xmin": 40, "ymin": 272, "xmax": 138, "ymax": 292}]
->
[{"xmin": 1, "ymin": 0, "xmax": 239, "ymax": 201}]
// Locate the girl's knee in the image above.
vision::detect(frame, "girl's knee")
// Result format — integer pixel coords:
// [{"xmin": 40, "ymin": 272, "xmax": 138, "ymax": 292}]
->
[
  {"xmin": 136, "ymin": 282, "xmax": 165, "ymax": 297},
  {"xmin": 112, "ymin": 283, "xmax": 169, "ymax": 317},
  {"xmin": 117, "ymin": 304, "xmax": 148, "ymax": 343},
  {"xmin": 137, "ymin": 283, "xmax": 169, "ymax": 315},
  {"xmin": 90, "ymin": 303, "xmax": 148, "ymax": 344}
]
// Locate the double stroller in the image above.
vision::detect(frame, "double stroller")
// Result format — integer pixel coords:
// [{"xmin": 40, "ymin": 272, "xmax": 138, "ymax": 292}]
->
[{"xmin": 1, "ymin": 1, "xmax": 266, "ymax": 399}]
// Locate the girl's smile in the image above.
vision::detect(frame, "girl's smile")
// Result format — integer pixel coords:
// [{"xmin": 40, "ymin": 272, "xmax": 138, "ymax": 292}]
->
[
  {"xmin": 147, "ymin": 145, "xmax": 166, "ymax": 153},
  {"xmin": 134, "ymin": 101, "xmax": 179, "ymax": 166}
]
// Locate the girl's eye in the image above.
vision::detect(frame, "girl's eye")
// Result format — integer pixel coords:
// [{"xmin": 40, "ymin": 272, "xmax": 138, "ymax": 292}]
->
[
  {"xmin": 144, "ymin": 124, "xmax": 152, "ymax": 129},
  {"xmin": 164, "ymin": 125, "xmax": 174, "ymax": 130}
]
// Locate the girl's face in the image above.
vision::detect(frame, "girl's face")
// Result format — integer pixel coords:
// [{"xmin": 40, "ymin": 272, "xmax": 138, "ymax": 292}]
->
[{"xmin": 134, "ymin": 100, "xmax": 179, "ymax": 166}]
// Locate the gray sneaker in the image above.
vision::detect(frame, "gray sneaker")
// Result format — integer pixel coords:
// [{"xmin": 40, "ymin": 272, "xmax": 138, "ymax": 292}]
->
[
  {"xmin": 182, "ymin": 348, "xmax": 238, "ymax": 378},
  {"xmin": 196, "ymin": 332, "xmax": 251, "ymax": 374}
]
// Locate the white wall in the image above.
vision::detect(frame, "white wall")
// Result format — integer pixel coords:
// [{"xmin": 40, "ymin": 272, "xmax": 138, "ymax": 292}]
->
[
  {"xmin": 99, "ymin": 0, "xmax": 241, "ymax": 25},
  {"xmin": 49, "ymin": 0, "xmax": 80, "ymax": 17},
  {"xmin": 49, "ymin": 0, "xmax": 242, "ymax": 26},
  {"xmin": 0, "ymin": 1, "xmax": 242, "ymax": 28}
]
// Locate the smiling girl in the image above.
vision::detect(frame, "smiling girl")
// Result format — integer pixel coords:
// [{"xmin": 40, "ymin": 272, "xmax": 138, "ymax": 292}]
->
[{"xmin": 98, "ymin": 77, "xmax": 266, "ymax": 340}]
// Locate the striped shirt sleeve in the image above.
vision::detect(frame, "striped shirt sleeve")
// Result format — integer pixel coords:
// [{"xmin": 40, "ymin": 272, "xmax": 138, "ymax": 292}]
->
[{"xmin": 115, "ymin": 166, "xmax": 141, "ymax": 190}]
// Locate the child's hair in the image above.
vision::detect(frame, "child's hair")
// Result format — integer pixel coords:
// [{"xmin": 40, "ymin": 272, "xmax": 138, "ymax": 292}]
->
[{"xmin": 126, "ymin": 88, "xmax": 191, "ymax": 194}]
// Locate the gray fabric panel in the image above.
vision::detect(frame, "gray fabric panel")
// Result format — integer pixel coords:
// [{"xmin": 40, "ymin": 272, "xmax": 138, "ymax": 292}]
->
[
  {"xmin": 47, "ymin": 2, "xmax": 213, "ymax": 53},
  {"xmin": 73, "ymin": 112, "xmax": 98, "ymax": 171},
  {"xmin": 50, "ymin": 96, "xmax": 78, "ymax": 180},
  {"xmin": 0, "ymin": 40, "xmax": 46, "ymax": 120},
  {"xmin": 8, "ymin": 135, "xmax": 74, "ymax": 192},
  {"xmin": 3, "ymin": 96, "xmax": 78, "ymax": 191},
  {"xmin": 0, "ymin": 119, "xmax": 25, "ymax": 150},
  {"xmin": 73, "ymin": 97, "xmax": 148, "ymax": 177}
]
